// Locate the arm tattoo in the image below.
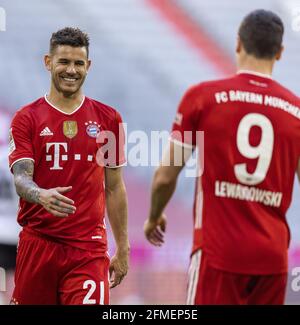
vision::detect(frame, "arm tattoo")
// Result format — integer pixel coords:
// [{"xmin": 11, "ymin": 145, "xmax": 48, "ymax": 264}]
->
[{"xmin": 13, "ymin": 160, "xmax": 41, "ymax": 204}]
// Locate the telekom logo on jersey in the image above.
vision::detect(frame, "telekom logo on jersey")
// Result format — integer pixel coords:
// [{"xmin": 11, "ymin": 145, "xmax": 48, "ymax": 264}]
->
[
  {"xmin": 46, "ymin": 143, "xmax": 68, "ymax": 170},
  {"xmin": 45, "ymin": 143, "xmax": 94, "ymax": 169}
]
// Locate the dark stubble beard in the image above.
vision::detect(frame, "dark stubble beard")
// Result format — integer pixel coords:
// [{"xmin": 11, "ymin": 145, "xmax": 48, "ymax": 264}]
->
[{"xmin": 52, "ymin": 73, "xmax": 87, "ymax": 98}]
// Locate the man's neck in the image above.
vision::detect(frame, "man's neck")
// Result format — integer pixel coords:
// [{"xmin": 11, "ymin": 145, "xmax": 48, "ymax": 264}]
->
[
  {"xmin": 47, "ymin": 87, "xmax": 84, "ymax": 114},
  {"xmin": 237, "ymin": 57, "xmax": 274, "ymax": 77}
]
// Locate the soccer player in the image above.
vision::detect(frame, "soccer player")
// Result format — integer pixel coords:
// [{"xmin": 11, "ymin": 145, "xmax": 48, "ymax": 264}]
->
[
  {"xmin": 144, "ymin": 10, "xmax": 300, "ymax": 304},
  {"xmin": 8, "ymin": 27, "xmax": 129, "ymax": 305}
]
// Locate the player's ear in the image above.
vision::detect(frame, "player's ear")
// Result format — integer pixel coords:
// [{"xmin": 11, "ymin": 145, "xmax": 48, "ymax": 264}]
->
[
  {"xmin": 86, "ymin": 60, "xmax": 91, "ymax": 73},
  {"xmin": 275, "ymin": 45, "xmax": 284, "ymax": 61},
  {"xmin": 44, "ymin": 54, "xmax": 52, "ymax": 71},
  {"xmin": 236, "ymin": 36, "xmax": 242, "ymax": 54}
]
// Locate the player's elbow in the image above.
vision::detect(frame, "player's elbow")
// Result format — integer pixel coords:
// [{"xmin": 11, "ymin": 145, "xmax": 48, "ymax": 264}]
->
[
  {"xmin": 13, "ymin": 177, "xmax": 22, "ymax": 197},
  {"xmin": 105, "ymin": 179, "xmax": 126, "ymax": 197},
  {"xmin": 153, "ymin": 167, "xmax": 177, "ymax": 190},
  {"xmin": 13, "ymin": 175, "xmax": 30, "ymax": 199}
]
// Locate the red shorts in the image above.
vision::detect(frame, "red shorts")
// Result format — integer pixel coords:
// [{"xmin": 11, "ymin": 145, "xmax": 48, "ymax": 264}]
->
[
  {"xmin": 11, "ymin": 229, "xmax": 110, "ymax": 305},
  {"xmin": 187, "ymin": 250, "xmax": 287, "ymax": 305}
]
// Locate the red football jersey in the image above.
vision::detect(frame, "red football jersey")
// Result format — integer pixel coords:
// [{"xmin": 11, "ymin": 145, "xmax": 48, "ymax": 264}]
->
[
  {"xmin": 9, "ymin": 96, "xmax": 125, "ymax": 254},
  {"xmin": 172, "ymin": 71, "xmax": 300, "ymax": 274}
]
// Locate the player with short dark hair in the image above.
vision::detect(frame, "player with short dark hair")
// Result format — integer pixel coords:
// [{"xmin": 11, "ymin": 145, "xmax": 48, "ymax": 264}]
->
[
  {"xmin": 144, "ymin": 10, "xmax": 300, "ymax": 304},
  {"xmin": 238, "ymin": 9, "xmax": 284, "ymax": 59},
  {"xmin": 50, "ymin": 27, "xmax": 90, "ymax": 57},
  {"xmin": 9, "ymin": 27, "xmax": 129, "ymax": 305}
]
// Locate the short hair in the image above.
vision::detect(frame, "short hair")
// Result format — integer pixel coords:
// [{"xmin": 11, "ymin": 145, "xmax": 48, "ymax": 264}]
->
[
  {"xmin": 238, "ymin": 9, "xmax": 284, "ymax": 59},
  {"xmin": 50, "ymin": 27, "xmax": 90, "ymax": 57}
]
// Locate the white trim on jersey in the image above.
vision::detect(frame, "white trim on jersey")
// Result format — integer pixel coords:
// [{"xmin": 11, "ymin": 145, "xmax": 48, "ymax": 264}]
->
[
  {"xmin": 9, "ymin": 157, "xmax": 35, "ymax": 171},
  {"xmin": 104, "ymin": 161, "xmax": 127, "ymax": 169},
  {"xmin": 186, "ymin": 250, "xmax": 201, "ymax": 305},
  {"xmin": 170, "ymin": 137, "xmax": 195, "ymax": 149},
  {"xmin": 195, "ymin": 176, "xmax": 203, "ymax": 229},
  {"xmin": 237, "ymin": 70, "xmax": 272, "ymax": 79},
  {"xmin": 44, "ymin": 94, "xmax": 86, "ymax": 115}
]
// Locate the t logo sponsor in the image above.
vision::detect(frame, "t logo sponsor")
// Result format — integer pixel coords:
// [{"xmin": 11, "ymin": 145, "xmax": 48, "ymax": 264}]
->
[
  {"xmin": 46, "ymin": 142, "xmax": 68, "ymax": 170},
  {"xmin": 0, "ymin": 7, "xmax": 5, "ymax": 31},
  {"xmin": 291, "ymin": 267, "xmax": 300, "ymax": 292},
  {"xmin": 0, "ymin": 267, "xmax": 6, "ymax": 292}
]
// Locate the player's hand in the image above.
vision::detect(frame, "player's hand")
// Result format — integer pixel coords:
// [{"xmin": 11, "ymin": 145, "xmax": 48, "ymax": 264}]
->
[
  {"xmin": 109, "ymin": 248, "xmax": 129, "ymax": 289},
  {"xmin": 144, "ymin": 214, "xmax": 167, "ymax": 247},
  {"xmin": 39, "ymin": 186, "xmax": 76, "ymax": 218}
]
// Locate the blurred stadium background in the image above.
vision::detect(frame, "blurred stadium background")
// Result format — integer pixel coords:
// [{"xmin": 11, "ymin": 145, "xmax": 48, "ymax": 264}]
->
[{"xmin": 0, "ymin": 0, "xmax": 300, "ymax": 304}]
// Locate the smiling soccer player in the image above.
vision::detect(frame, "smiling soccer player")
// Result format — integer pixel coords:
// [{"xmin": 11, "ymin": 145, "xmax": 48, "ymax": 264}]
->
[{"xmin": 9, "ymin": 27, "xmax": 129, "ymax": 305}]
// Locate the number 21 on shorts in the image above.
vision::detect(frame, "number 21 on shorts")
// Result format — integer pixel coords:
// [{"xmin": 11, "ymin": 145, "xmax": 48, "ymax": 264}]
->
[{"xmin": 83, "ymin": 280, "xmax": 105, "ymax": 305}]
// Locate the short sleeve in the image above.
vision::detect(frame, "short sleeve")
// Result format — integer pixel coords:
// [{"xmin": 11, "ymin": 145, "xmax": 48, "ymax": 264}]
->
[
  {"xmin": 96, "ymin": 110, "xmax": 126, "ymax": 168},
  {"xmin": 8, "ymin": 110, "xmax": 34, "ymax": 171},
  {"xmin": 171, "ymin": 85, "xmax": 202, "ymax": 148}
]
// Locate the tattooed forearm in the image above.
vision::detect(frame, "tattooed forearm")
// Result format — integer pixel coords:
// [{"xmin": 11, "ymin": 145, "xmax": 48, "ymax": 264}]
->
[{"xmin": 13, "ymin": 160, "xmax": 41, "ymax": 204}]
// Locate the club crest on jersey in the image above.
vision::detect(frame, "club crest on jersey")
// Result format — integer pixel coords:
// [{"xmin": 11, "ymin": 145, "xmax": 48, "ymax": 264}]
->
[
  {"xmin": 85, "ymin": 121, "xmax": 101, "ymax": 138},
  {"xmin": 63, "ymin": 121, "xmax": 78, "ymax": 139}
]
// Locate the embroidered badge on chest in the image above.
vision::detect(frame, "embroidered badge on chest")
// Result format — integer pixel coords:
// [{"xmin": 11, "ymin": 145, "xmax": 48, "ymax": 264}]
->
[
  {"xmin": 85, "ymin": 121, "xmax": 101, "ymax": 138},
  {"xmin": 63, "ymin": 121, "xmax": 78, "ymax": 139}
]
